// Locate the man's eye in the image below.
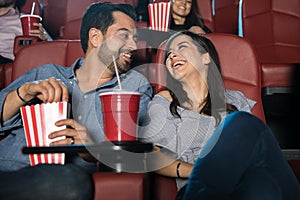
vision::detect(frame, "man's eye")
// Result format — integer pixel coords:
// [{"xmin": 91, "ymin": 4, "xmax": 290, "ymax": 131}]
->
[{"xmin": 119, "ymin": 33, "xmax": 129, "ymax": 40}]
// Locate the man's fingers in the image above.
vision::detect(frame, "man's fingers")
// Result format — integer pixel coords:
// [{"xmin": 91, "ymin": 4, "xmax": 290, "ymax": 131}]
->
[{"xmin": 26, "ymin": 78, "xmax": 68, "ymax": 103}]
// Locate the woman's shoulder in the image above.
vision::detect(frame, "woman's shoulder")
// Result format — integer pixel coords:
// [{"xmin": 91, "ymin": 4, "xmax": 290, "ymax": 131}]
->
[
  {"xmin": 225, "ymin": 89, "xmax": 256, "ymax": 112},
  {"xmin": 225, "ymin": 89, "xmax": 249, "ymax": 100},
  {"xmin": 148, "ymin": 90, "xmax": 172, "ymax": 107},
  {"xmin": 156, "ymin": 90, "xmax": 172, "ymax": 102}
]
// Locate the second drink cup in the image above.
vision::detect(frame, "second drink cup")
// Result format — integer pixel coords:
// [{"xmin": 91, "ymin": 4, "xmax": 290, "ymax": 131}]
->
[
  {"xmin": 99, "ymin": 91, "xmax": 141, "ymax": 142},
  {"xmin": 20, "ymin": 14, "xmax": 42, "ymax": 36}
]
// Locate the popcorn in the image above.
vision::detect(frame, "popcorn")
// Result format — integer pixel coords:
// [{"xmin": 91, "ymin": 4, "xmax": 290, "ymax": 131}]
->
[
  {"xmin": 148, "ymin": 2, "xmax": 171, "ymax": 32},
  {"xmin": 20, "ymin": 102, "xmax": 68, "ymax": 166}
]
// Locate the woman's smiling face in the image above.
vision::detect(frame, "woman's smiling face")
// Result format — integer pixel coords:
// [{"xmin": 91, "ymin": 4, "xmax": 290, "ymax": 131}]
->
[
  {"xmin": 172, "ymin": 0, "xmax": 192, "ymax": 19},
  {"xmin": 165, "ymin": 34, "xmax": 209, "ymax": 82}
]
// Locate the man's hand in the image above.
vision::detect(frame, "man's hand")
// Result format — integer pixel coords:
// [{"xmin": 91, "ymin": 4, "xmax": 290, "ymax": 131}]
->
[
  {"xmin": 2, "ymin": 78, "xmax": 69, "ymax": 123},
  {"xmin": 20, "ymin": 77, "xmax": 69, "ymax": 103},
  {"xmin": 48, "ymin": 119, "xmax": 93, "ymax": 145}
]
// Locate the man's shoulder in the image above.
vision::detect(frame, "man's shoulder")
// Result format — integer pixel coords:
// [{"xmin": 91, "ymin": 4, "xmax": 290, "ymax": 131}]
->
[
  {"xmin": 36, "ymin": 63, "xmax": 69, "ymax": 71},
  {"xmin": 127, "ymin": 68, "xmax": 149, "ymax": 81},
  {"xmin": 33, "ymin": 63, "xmax": 72, "ymax": 76}
]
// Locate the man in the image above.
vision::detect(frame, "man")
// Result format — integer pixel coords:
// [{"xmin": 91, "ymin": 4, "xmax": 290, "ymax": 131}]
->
[{"xmin": 0, "ymin": 2, "xmax": 153, "ymax": 199}]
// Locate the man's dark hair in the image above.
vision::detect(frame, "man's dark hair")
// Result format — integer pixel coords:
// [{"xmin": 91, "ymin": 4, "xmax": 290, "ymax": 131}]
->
[{"xmin": 80, "ymin": 2, "xmax": 137, "ymax": 53}]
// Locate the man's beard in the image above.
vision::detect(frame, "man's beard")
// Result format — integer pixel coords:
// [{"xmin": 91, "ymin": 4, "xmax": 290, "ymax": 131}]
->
[{"xmin": 97, "ymin": 40, "xmax": 132, "ymax": 74}]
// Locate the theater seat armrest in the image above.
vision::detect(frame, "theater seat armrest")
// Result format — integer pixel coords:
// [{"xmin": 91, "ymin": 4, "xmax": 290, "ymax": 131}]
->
[
  {"xmin": 93, "ymin": 172, "xmax": 149, "ymax": 200},
  {"xmin": 14, "ymin": 36, "xmax": 39, "ymax": 56}
]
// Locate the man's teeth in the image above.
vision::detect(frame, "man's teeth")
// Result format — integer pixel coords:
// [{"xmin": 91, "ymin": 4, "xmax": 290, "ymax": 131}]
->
[{"xmin": 121, "ymin": 52, "xmax": 131, "ymax": 58}]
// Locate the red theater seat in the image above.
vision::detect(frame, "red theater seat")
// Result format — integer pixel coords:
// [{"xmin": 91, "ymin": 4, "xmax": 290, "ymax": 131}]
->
[
  {"xmin": 44, "ymin": 0, "xmax": 95, "ymax": 39},
  {"xmin": 93, "ymin": 173, "xmax": 149, "ymax": 200},
  {"xmin": 0, "ymin": 64, "xmax": 6, "ymax": 89},
  {"xmin": 43, "ymin": 0, "xmax": 139, "ymax": 39},
  {"xmin": 19, "ymin": 0, "xmax": 43, "ymax": 17},
  {"xmin": 241, "ymin": 0, "xmax": 300, "ymax": 93},
  {"xmin": 151, "ymin": 33, "xmax": 266, "ymax": 199},
  {"xmin": 2, "ymin": 63, "xmax": 13, "ymax": 88},
  {"xmin": 214, "ymin": 0, "xmax": 239, "ymax": 34},
  {"xmin": 11, "ymin": 40, "xmax": 83, "ymax": 82},
  {"xmin": 197, "ymin": 0, "xmax": 215, "ymax": 32}
]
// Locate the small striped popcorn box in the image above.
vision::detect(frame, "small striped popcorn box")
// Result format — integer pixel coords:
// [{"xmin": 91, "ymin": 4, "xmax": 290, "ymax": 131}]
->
[
  {"xmin": 20, "ymin": 102, "xmax": 69, "ymax": 166},
  {"xmin": 148, "ymin": 2, "xmax": 171, "ymax": 32}
]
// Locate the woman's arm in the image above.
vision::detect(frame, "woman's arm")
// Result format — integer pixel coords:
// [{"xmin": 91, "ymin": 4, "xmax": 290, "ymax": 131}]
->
[
  {"xmin": 155, "ymin": 159, "xmax": 194, "ymax": 178},
  {"xmin": 154, "ymin": 146, "xmax": 194, "ymax": 178},
  {"xmin": 141, "ymin": 92, "xmax": 194, "ymax": 178}
]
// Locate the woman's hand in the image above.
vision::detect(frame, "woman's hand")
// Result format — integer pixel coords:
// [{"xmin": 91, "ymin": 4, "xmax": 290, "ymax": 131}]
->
[
  {"xmin": 30, "ymin": 22, "xmax": 48, "ymax": 41},
  {"xmin": 189, "ymin": 26, "xmax": 206, "ymax": 35},
  {"xmin": 153, "ymin": 146, "xmax": 194, "ymax": 178}
]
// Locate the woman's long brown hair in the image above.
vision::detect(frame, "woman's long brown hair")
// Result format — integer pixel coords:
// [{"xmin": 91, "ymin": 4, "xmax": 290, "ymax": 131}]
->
[{"xmin": 164, "ymin": 31, "xmax": 237, "ymax": 125}]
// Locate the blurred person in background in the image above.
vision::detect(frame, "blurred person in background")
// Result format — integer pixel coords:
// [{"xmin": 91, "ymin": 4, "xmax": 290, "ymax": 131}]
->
[
  {"xmin": 170, "ymin": 0, "xmax": 212, "ymax": 34},
  {"xmin": 0, "ymin": 0, "xmax": 51, "ymax": 64}
]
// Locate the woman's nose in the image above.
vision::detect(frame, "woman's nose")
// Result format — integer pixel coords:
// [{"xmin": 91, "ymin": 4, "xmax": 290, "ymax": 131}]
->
[{"xmin": 168, "ymin": 52, "xmax": 177, "ymax": 60}]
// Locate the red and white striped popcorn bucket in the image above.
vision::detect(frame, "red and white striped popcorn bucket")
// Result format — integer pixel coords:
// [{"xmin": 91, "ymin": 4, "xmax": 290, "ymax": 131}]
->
[
  {"xmin": 20, "ymin": 102, "xmax": 69, "ymax": 166},
  {"xmin": 148, "ymin": 2, "xmax": 171, "ymax": 32}
]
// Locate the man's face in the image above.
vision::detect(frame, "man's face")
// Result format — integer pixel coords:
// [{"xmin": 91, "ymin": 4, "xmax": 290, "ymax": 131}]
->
[
  {"xmin": 0, "ymin": 0, "xmax": 15, "ymax": 8},
  {"xmin": 97, "ymin": 11, "xmax": 137, "ymax": 74}
]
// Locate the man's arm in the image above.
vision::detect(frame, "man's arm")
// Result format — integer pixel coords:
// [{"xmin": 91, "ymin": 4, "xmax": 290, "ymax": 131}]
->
[{"xmin": 2, "ymin": 78, "xmax": 68, "ymax": 123}]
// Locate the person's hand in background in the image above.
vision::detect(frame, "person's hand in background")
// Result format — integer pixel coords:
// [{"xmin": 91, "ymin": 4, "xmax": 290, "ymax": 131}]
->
[{"xmin": 30, "ymin": 22, "xmax": 49, "ymax": 41}]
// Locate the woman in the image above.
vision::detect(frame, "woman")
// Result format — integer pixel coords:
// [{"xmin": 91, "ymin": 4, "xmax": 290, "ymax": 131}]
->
[
  {"xmin": 170, "ymin": 0, "xmax": 212, "ymax": 34},
  {"xmin": 140, "ymin": 31, "xmax": 300, "ymax": 199}
]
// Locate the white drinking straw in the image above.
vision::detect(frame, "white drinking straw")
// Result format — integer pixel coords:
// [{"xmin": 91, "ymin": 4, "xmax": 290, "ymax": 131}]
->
[
  {"xmin": 30, "ymin": 2, "xmax": 36, "ymax": 15},
  {"xmin": 112, "ymin": 55, "xmax": 122, "ymax": 90}
]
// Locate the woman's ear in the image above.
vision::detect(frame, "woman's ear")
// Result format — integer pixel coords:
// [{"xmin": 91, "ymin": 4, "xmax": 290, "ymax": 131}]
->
[
  {"xmin": 202, "ymin": 52, "xmax": 210, "ymax": 65},
  {"xmin": 88, "ymin": 28, "xmax": 103, "ymax": 49}
]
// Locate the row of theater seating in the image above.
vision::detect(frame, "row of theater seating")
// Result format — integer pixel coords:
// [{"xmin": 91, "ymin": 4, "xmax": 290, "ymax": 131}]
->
[
  {"xmin": 0, "ymin": 0, "xmax": 299, "ymax": 199},
  {"xmin": 5, "ymin": 31, "xmax": 300, "ymax": 200},
  {"xmin": 2, "ymin": 0, "xmax": 300, "ymax": 94}
]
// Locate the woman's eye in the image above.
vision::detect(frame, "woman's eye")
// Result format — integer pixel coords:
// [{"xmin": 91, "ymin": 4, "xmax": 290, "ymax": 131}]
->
[
  {"xmin": 166, "ymin": 51, "xmax": 172, "ymax": 58},
  {"xmin": 178, "ymin": 44, "xmax": 187, "ymax": 50}
]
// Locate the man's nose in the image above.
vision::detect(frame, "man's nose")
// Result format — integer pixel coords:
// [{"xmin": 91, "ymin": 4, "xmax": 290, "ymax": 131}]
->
[{"xmin": 126, "ymin": 37, "xmax": 137, "ymax": 51}]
